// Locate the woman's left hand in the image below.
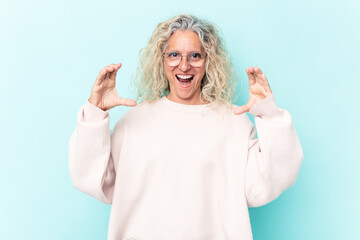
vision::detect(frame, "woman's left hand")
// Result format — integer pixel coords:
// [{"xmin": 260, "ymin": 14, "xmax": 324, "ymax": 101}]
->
[{"xmin": 233, "ymin": 66, "xmax": 273, "ymax": 115}]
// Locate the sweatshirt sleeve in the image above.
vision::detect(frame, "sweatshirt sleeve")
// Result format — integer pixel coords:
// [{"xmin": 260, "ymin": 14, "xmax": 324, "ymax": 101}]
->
[
  {"xmin": 68, "ymin": 101, "xmax": 124, "ymax": 204},
  {"xmin": 244, "ymin": 94, "xmax": 303, "ymax": 207}
]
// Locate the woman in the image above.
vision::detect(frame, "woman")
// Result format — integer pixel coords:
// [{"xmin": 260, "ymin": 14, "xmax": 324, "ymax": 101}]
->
[{"xmin": 69, "ymin": 14, "xmax": 303, "ymax": 240}]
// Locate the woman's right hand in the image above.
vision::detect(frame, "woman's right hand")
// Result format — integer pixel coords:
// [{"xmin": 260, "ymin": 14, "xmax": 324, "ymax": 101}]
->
[{"xmin": 88, "ymin": 63, "xmax": 137, "ymax": 111}]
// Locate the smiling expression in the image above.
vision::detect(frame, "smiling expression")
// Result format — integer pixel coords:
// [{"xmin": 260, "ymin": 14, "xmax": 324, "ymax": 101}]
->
[{"xmin": 164, "ymin": 30, "xmax": 207, "ymax": 105}]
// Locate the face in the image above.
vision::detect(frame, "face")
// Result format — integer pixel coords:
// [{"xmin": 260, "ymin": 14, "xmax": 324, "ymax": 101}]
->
[{"xmin": 164, "ymin": 30, "xmax": 206, "ymax": 105}]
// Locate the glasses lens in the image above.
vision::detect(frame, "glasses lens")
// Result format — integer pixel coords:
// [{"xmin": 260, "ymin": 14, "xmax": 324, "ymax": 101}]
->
[
  {"xmin": 164, "ymin": 52, "xmax": 180, "ymax": 66},
  {"xmin": 166, "ymin": 58, "xmax": 181, "ymax": 67},
  {"xmin": 189, "ymin": 59, "xmax": 205, "ymax": 67}
]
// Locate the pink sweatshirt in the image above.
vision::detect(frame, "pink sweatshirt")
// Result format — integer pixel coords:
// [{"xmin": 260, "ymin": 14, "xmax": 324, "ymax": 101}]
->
[{"xmin": 69, "ymin": 94, "xmax": 303, "ymax": 240}]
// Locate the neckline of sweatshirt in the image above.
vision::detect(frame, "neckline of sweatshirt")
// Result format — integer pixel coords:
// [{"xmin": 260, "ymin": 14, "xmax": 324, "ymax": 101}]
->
[{"xmin": 160, "ymin": 96, "xmax": 216, "ymax": 113}]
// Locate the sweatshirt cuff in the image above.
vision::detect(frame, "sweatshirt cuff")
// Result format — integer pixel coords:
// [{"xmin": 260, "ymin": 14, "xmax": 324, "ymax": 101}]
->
[
  {"xmin": 248, "ymin": 94, "xmax": 281, "ymax": 117},
  {"xmin": 83, "ymin": 100, "xmax": 110, "ymax": 122}
]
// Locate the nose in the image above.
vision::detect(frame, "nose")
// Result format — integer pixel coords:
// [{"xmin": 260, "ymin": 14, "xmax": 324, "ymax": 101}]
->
[{"xmin": 178, "ymin": 56, "xmax": 191, "ymax": 71}]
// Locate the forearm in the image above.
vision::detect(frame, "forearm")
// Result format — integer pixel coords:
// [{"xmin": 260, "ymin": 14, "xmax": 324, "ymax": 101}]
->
[
  {"xmin": 245, "ymin": 95, "xmax": 303, "ymax": 207},
  {"xmin": 68, "ymin": 101, "xmax": 115, "ymax": 204}
]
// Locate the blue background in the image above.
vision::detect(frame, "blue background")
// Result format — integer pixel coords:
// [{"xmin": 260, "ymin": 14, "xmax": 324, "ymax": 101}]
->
[{"xmin": 1, "ymin": 0, "xmax": 359, "ymax": 239}]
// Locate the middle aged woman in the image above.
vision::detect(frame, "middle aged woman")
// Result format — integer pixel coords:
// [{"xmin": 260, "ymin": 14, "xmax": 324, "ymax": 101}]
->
[{"xmin": 69, "ymin": 14, "xmax": 303, "ymax": 240}]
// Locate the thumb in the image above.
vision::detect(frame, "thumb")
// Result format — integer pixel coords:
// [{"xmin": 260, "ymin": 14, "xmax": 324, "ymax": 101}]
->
[
  {"xmin": 233, "ymin": 104, "xmax": 250, "ymax": 115},
  {"xmin": 116, "ymin": 97, "xmax": 137, "ymax": 107}
]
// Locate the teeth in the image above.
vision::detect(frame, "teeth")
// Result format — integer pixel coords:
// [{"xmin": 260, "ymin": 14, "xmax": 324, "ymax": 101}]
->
[
  {"xmin": 176, "ymin": 75, "xmax": 193, "ymax": 79},
  {"xmin": 179, "ymin": 81, "xmax": 191, "ymax": 86}
]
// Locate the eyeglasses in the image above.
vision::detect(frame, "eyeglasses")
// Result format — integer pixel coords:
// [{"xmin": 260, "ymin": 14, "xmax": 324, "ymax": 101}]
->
[{"xmin": 163, "ymin": 51, "xmax": 206, "ymax": 67}]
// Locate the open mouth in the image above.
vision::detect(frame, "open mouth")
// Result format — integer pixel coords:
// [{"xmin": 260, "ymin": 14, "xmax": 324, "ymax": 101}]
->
[{"xmin": 176, "ymin": 74, "xmax": 194, "ymax": 86}]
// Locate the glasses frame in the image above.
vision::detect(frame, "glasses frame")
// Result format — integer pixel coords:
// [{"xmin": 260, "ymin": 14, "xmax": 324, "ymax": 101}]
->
[{"xmin": 163, "ymin": 51, "xmax": 207, "ymax": 67}]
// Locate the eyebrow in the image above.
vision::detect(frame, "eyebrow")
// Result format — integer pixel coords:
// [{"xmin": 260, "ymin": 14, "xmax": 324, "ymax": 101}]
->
[{"xmin": 165, "ymin": 50, "xmax": 203, "ymax": 53}]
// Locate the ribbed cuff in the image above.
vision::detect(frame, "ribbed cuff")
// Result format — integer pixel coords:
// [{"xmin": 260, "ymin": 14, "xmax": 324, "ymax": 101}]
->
[
  {"xmin": 83, "ymin": 100, "xmax": 110, "ymax": 122},
  {"xmin": 248, "ymin": 94, "xmax": 281, "ymax": 117}
]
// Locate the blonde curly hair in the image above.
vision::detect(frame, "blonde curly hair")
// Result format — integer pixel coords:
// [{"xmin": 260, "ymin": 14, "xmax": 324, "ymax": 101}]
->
[{"xmin": 133, "ymin": 14, "xmax": 237, "ymax": 106}]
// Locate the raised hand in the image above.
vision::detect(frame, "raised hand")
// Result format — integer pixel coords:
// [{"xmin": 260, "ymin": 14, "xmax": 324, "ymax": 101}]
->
[
  {"xmin": 233, "ymin": 66, "xmax": 273, "ymax": 115},
  {"xmin": 88, "ymin": 63, "xmax": 137, "ymax": 111}
]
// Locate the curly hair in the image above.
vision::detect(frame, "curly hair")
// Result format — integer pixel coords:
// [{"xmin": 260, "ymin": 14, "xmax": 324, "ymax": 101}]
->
[{"xmin": 133, "ymin": 14, "xmax": 237, "ymax": 106}]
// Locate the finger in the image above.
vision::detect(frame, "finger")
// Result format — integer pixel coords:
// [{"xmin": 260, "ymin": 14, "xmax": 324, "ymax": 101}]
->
[
  {"xmin": 96, "ymin": 63, "xmax": 121, "ymax": 85},
  {"xmin": 106, "ymin": 64, "xmax": 116, "ymax": 73},
  {"xmin": 246, "ymin": 67, "xmax": 256, "ymax": 85},
  {"xmin": 233, "ymin": 104, "xmax": 250, "ymax": 115},
  {"xmin": 105, "ymin": 72, "xmax": 111, "ymax": 81},
  {"xmin": 254, "ymin": 66, "xmax": 269, "ymax": 86},
  {"xmin": 254, "ymin": 66, "xmax": 263, "ymax": 75},
  {"xmin": 248, "ymin": 66, "xmax": 255, "ymax": 74},
  {"xmin": 109, "ymin": 63, "xmax": 121, "ymax": 70},
  {"xmin": 109, "ymin": 63, "xmax": 122, "ymax": 80},
  {"xmin": 116, "ymin": 97, "xmax": 137, "ymax": 107},
  {"xmin": 254, "ymin": 66, "xmax": 266, "ymax": 84},
  {"xmin": 254, "ymin": 66, "xmax": 271, "ymax": 90},
  {"xmin": 97, "ymin": 64, "xmax": 115, "ymax": 82},
  {"xmin": 96, "ymin": 69, "xmax": 108, "ymax": 86}
]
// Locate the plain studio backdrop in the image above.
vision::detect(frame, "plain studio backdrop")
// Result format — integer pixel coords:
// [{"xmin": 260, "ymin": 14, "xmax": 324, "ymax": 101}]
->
[{"xmin": 0, "ymin": 0, "xmax": 359, "ymax": 239}]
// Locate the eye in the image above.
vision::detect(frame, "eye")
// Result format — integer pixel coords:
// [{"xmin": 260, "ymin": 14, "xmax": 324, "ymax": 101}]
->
[
  {"xmin": 167, "ymin": 52, "xmax": 179, "ymax": 58},
  {"xmin": 189, "ymin": 52, "xmax": 202, "ymax": 59}
]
